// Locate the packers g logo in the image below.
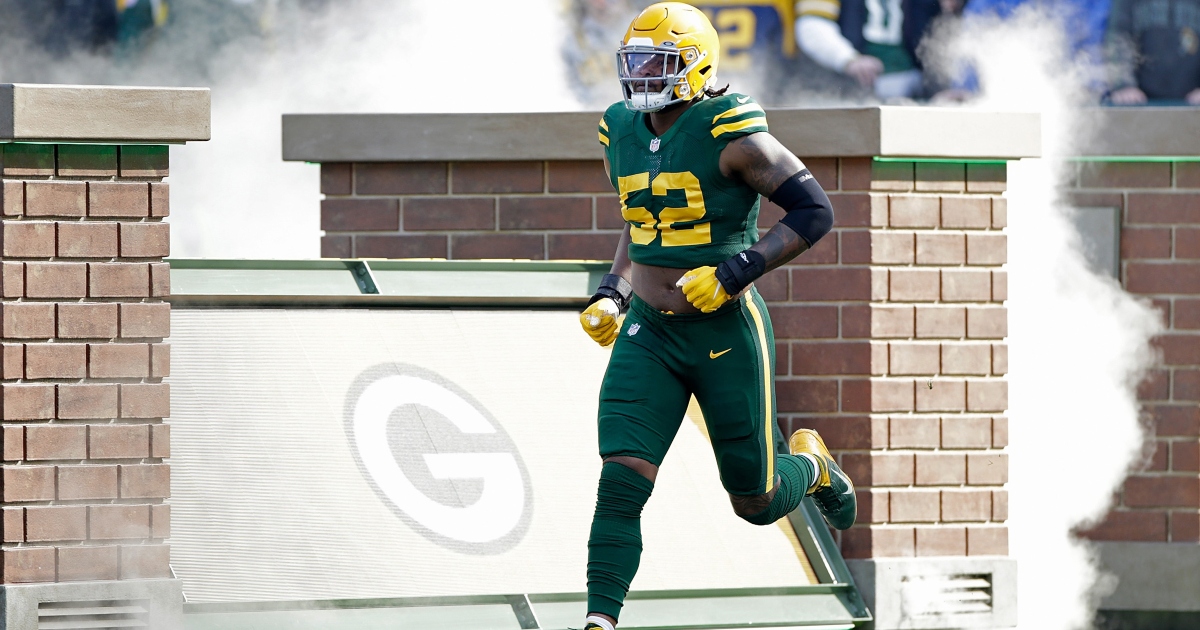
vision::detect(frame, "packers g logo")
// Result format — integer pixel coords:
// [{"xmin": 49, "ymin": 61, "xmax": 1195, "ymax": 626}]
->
[{"xmin": 344, "ymin": 364, "xmax": 532, "ymax": 554}]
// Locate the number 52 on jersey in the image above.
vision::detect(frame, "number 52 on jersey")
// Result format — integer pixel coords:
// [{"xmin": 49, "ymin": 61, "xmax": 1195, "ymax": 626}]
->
[{"xmin": 617, "ymin": 170, "xmax": 712, "ymax": 247}]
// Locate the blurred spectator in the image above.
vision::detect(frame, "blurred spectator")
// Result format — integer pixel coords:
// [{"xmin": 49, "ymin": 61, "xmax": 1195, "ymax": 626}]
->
[
  {"xmin": 964, "ymin": 0, "xmax": 1110, "ymax": 55},
  {"xmin": 1106, "ymin": 0, "xmax": 1200, "ymax": 104},
  {"xmin": 795, "ymin": 0, "xmax": 946, "ymax": 100},
  {"xmin": 115, "ymin": 0, "xmax": 170, "ymax": 60},
  {"xmin": 29, "ymin": 1, "xmax": 120, "ymax": 56},
  {"xmin": 935, "ymin": 0, "xmax": 1112, "ymax": 100},
  {"xmin": 566, "ymin": 0, "xmax": 641, "ymax": 106}
]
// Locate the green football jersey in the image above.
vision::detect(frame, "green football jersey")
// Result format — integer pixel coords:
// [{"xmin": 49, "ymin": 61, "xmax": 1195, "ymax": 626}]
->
[{"xmin": 598, "ymin": 93, "xmax": 768, "ymax": 268}]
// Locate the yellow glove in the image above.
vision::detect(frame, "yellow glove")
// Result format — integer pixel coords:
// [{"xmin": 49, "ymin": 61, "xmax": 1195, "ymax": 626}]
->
[
  {"xmin": 677, "ymin": 266, "xmax": 731, "ymax": 313},
  {"xmin": 580, "ymin": 297, "xmax": 625, "ymax": 346}
]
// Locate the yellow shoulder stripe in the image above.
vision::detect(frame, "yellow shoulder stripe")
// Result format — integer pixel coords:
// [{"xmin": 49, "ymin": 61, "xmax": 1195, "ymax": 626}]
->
[
  {"xmin": 599, "ymin": 118, "xmax": 609, "ymax": 132},
  {"xmin": 711, "ymin": 117, "xmax": 768, "ymax": 138},
  {"xmin": 713, "ymin": 103, "xmax": 765, "ymax": 124},
  {"xmin": 798, "ymin": 0, "xmax": 841, "ymax": 19},
  {"xmin": 599, "ymin": 131, "xmax": 609, "ymax": 146}
]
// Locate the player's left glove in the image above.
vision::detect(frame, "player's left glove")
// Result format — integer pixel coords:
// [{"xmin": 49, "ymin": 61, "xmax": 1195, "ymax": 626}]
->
[{"xmin": 677, "ymin": 250, "xmax": 766, "ymax": 313}]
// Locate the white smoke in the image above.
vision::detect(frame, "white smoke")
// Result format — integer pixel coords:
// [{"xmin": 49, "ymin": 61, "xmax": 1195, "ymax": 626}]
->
[
  {"xmin": 167, "ymin": 0, "xmax": 581, "ymax": 258},
  {"xmin": 0, "ymin": 0, "xmax": 580, "ymax": 257},
  {"xmin": 923, "ymin": 10, "xmax": 1162, "ymax": 630}
]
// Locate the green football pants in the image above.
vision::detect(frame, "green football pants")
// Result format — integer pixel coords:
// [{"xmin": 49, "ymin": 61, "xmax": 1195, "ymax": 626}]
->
[{"xmin": 598, "ymin": 289, "xmax": 779, "ymax": 496}]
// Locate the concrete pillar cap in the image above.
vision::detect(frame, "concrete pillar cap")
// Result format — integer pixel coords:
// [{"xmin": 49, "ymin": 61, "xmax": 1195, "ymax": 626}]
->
[{"xmin": 0, "ymin": 84, "xmax": 210, "ymax": 144}]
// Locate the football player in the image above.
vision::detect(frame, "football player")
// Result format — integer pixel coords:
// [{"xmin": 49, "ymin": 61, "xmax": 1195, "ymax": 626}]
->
[{"xmin": 577, "ymin": 4, "xmax": 857, "ymax": 630}]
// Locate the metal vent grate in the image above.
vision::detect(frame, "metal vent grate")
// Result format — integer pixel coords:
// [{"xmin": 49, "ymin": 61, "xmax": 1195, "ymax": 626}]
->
[
  {"xmin": 902, "ymin": 572, "xmax": 993, "ymax": 617},
  {"xmin": 37, "ymin": 599, "xmax": 150, "ymax": 630}
]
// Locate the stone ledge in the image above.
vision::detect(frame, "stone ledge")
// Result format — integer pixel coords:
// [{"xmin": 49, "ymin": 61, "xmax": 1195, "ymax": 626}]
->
[
  {"xmin": 281, "ymin": 108, "xmax": 1041, "ymax": 162},
  {"xmin": 0, "ymin": 84, "xmax": 210, "ymax": 143},
  {"xmin": 1076, "ymin": 108, "xmax": 1200, "ymax": 157},
  {"xmin": 1095, "ymin": 541, "xmax": 1200, "ymax": 612}
]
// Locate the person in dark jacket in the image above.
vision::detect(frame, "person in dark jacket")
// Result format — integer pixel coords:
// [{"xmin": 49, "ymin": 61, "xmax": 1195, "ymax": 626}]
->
[{"xmin": 1107, "ymin": 0, "xmax": 1200, "ymax": 104}]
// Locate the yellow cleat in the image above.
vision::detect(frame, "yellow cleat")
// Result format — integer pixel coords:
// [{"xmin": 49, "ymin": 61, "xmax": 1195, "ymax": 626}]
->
[{"xmin": 789, "ymin": 429, "xmax": 857, "ymax": 530}]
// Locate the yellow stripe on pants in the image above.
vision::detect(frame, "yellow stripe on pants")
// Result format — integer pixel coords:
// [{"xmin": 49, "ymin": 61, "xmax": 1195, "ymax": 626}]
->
[{"xmin": 745, "ymin": 297, "xmax": 775, "ymax": 493}]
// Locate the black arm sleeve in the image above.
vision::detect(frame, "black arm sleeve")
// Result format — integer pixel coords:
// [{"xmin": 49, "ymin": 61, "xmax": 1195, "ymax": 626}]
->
[{"xmin": 768, "ymin": 169, "xmax": 835, "ymax": 246}]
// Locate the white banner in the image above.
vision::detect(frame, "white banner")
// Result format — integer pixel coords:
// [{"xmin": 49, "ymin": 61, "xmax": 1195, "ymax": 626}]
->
[{"xmin": 169, "ymin": 308, "xmax": 815, "ymax": 602}]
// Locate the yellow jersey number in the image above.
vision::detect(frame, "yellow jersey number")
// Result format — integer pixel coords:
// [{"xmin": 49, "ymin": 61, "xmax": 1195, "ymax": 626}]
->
[
  {"xmin": 617, "ymin": 171, "xmax": 712, "ymax": 247},
  {"xmin": 712, "ymin": 8, "xmax": 756, "ymax": 72}
]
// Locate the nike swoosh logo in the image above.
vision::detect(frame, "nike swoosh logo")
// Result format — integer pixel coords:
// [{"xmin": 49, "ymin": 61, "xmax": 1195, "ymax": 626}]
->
[
  {"xmin": 709, "ymin": 348, "xmax": 732, "ymax": 359},
  {"xmin": 736, "ymin": 96, "xmax": 750, "ymax": 104}
]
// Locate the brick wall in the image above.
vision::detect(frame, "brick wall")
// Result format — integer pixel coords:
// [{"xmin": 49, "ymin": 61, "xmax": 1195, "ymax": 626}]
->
[
  {"xmin": 1074, "ymin": 161, "xmax": 1200, "ymax": 544},
  {"xmin": 771, "ymin": 160, "xmax": 1010, "ymax": 559},
  {"xmin": 0, "ymin": 144, "xmax": 172, "ymax": 583},
  {"xmin": 318, "ymin": 157, "xmax": 1010, "ymax": 560}
]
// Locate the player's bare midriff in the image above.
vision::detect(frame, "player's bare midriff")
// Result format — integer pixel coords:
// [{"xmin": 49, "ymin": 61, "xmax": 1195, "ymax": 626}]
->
[{"xmin": 631, "ymin": 261, "xmax": 749, "ymax": 314}]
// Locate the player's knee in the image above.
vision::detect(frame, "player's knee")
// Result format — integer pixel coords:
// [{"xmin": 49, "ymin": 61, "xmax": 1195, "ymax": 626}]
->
[
  {"xmin": 594, "ymin": 459, "xmax": 656, "ymax": 520},
  {"xmin": 602, "ymin": 455, "xmax": 658, "ymax": 483},
  {"xmin": 729, "ymin": 491, "xmax": 774, "ymax": 525}
]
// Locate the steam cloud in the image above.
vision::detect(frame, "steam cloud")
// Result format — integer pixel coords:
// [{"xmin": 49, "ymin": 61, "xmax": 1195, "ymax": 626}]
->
[
  {"xmin": 922, "ymin": 9, "xmax": 1161, "ymax": 629},
  {"xmin": 0, "ymin": 0, "xmax": 580, "ymax": 257}
]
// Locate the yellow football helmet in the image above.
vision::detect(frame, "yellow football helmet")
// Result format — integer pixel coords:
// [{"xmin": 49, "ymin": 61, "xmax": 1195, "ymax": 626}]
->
[{"xmin": 617, "ymin": 2, "xmax": 721, "ymax": 112}]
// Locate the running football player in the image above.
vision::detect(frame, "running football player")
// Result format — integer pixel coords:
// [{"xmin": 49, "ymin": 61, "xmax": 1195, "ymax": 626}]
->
[{"xmin": 577, "ymin": 4, "xmax": 857, "ymax": 630}]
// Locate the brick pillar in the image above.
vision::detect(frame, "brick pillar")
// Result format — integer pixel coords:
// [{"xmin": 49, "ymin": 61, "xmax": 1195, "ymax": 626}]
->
[
  {"xmin": 1, "ymin": 143, "xmax": 171, "ymax": 582},
  {"xmin": 772, "ymin": 159, "xmax": 1010, "ymax": 560},
  {"xmin": 0, "ymin": 83, "xmax": 206, "ymax": 630},
  {"xmin": 763, "ymin": 159, "xmax": 1012, "ymax": 629},
  {"xmin": 1071, "ymin": 160, "xmax": 1200, "ymax": 543},
  {"xmin": 1070, "ymin": 160, "xmax": 1200, "ymax": 615}
]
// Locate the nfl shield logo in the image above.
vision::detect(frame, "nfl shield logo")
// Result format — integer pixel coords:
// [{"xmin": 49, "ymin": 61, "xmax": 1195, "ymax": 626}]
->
[
  {"xmin": 628, "ymin": 323, "xmax": 641, "ymax": 336},
  {"xmin": 649, "ymin": 138, "xmax": 660, "ymax": 152}
]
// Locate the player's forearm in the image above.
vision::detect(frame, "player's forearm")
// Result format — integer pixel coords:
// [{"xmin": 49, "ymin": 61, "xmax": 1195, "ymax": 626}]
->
[
  {"xmin": 609, "ymin": 225, "xmax": 633, "ymax": 280},
  {"xmin": 749, "ymin": 223, "xmax": 809, "ymax": 273}
]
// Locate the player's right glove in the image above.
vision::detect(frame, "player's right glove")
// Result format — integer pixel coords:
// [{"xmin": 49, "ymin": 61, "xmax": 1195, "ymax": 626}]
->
[
  {"xmin": 580, "ymin": 298, "xmax": 623, "ymax": 346},
  {"xmin": 580, "ymin": 274, "xmax": 632, "ymax": 347}
]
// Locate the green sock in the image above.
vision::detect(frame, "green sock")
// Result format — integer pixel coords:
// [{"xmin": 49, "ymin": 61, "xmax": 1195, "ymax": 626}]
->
[
  {"xmin": 586, "ymin": 461, "xmax": 654, "ymax": 621},
  {"xmin": 742, "ymin": 454, "xmax": 813, "ymax": 525}
]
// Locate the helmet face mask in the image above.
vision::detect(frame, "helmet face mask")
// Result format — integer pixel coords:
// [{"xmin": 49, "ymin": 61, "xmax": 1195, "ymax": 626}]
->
[
  {"xmin": 616, "ymin": 46, "xmax": 699, "ymax": 112},
  {"xmin": 616, "ymin": 2, "xmax": 720, "ymax": 113}
]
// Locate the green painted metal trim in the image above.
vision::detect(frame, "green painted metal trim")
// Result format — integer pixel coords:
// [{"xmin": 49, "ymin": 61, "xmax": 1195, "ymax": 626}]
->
[
  {"xmin": 872, "ymin": 156, "xmax": 1010, "ymax": 165},
  {"xmin": 528, "ymin": 585, "xmax": 854, "ymax": 604},
  {"xmin": 168, "ymin": 258, "xmax": 357, "ymax": 271},
  {"xmin": 168, "ymin": 258, "xmax": 611, "ymax": 273},
  {"xmin": 182, "ymin": 586, "xmax": 872, "ymax": 628},
  {"xmin": 184, "ymin": 594, "xmax": 516, "ymax": 613},
  {"xmin": 166, "ymin": 258, "xmax": 612, "ymax": 307},
  {"xmin": 0, "ymin": 140, "xmax": 185, "ymax": 146},
  {"xmin": 1065, "ymin": 155, "xmax": 1200, "ymax": 162},
  {"xmin": 799, "ymin": 500, "xmax": 856, "ymax": 585},
  {"xmin": 181, "ymin": 585, "xmax": 862, "ymax": 614},
  {"xmin": 876, "ymin": 155, "xmax": 1200, "ymax": 163},
  {"xmin": 795, "ymin": 500, "xmax": 871, "ymax": 619}
]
